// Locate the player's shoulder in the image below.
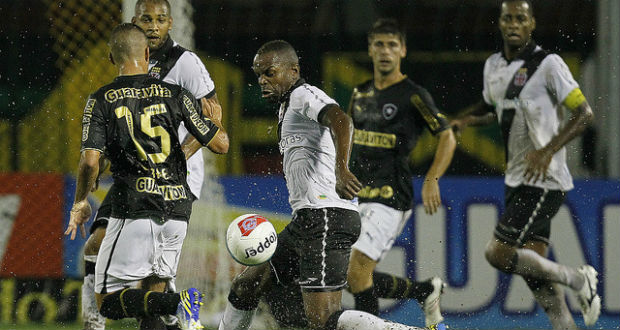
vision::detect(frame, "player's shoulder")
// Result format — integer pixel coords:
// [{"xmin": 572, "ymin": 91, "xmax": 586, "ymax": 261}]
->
[
  {"xmin": 290, "ymin": 82, "xmax": 328, "ymax": 100},
  {"xmin": 485, "ymin": 51, "xmax": 504, "ymax": 65},
  {"xmin": 353, "ymin": 80, "xmax": 374, "ymax": 93},
  {"xmin": 401, "ymin": 77, "xmax": 428, "ymax": 94}
]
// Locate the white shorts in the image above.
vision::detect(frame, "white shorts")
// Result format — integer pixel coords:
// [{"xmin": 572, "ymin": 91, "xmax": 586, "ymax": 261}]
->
[
  {"xmin": 95, "ymin": 217, "xmax": 187, "ymax": 294},
  {"xmin": 351, "ymin": 202, "xmax": 411, "ymax": 261}
]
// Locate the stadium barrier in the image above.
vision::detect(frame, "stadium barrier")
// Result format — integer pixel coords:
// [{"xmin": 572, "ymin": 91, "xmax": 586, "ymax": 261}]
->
[{"xmin": 0, "ymin": 175, "xmax": 617, "ymax": 329}]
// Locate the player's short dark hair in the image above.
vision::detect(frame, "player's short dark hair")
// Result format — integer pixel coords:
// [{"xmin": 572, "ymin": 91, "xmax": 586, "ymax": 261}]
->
[
  {"xmin": 109, "ymin": 23, "xmax": 148, "ymax": 63},
  {"xmin": 501, "ymin": 0, "xmax": 534, "ymax": 16},
  {"xmin": 256, "ymin": 40, "xmax": 299, "ymax": 64},
  {"xmin": 368, "ymin": 18, "xmax": 406, "ymax": 45},
  {"xmin": 135, "ymin": 0, "xmax": 171, "ymax": 15}
]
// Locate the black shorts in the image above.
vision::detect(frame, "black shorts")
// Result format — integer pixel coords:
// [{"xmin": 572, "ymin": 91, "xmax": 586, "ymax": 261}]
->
[
  {"xmin": 89, "ymin": 203, "xmax": 111, "ymax": 235},
  {"xmin": 494, "ymin": 185, "xmax": 565, "ymax": 246},
  {"xmin": 270, "ymin": 207, "xmax": 360, "ymax": 292}
]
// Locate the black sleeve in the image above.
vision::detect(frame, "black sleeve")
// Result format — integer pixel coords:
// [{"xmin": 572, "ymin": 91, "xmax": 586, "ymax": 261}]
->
[
  {"xmin": 80, "ymin": 95, "xmax": 106, "ymax": 152},
  {"xmin": 178, "ymin": 89, "xmax": 220, "ymax": 146},
  {"xmin": 410, "ymin": 88, "xmax": 450, "ymax": 135}
]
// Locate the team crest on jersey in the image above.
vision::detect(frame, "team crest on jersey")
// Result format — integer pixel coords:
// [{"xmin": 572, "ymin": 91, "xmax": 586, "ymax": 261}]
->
[
  {"xmin": 382, "ymin": 103, "xmax": 398, "ymax": 120},
  {"xmin": 514, "ymin": 68, "xmax": 528, "ymax": 86},
  {"xmin": 149, "ymin": 66, "xmax": 161, "ymax": 79}
]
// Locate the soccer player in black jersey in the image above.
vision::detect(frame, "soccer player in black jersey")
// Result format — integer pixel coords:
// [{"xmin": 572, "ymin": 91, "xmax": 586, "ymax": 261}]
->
[
  {"xmin": 65, "ymin": 24, "xmax": 228, "ymax": 330},
  {"xmin": 451, "ymin": 1, "xmax": 599, "ymax": 328},
  {"xmin": 346, "ymin": 19, "xmax": 456, "ymax": 327},
  {"xmin": 80, "ymin": 1, "xmax": 225, "ymax": 329}
]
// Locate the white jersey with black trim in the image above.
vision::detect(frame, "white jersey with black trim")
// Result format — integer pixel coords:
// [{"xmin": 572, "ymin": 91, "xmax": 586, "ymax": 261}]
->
[
  {"xmin": 148, "ymin": 40, "xmax": 216, "ymax": 198},
  {"xmin": 278, "ymin": 82, "xmax": 358, "ymax": 213},
  {"xmin": 483, "ymin": 45, "xmax": 578, "ymax": 191}
]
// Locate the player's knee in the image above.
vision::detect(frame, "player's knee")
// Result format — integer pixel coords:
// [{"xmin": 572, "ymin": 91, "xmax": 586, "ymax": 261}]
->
[
  {"xmin": 231, "ymin": 264, "xmax": 270, "ymax": 298},
  {"xmin": 306, "ymin": 310, "xmax": 332, "ymax": 330},
  {"xmin": 484, "ymin": 241, "xmax": 515, "ymax": 272},
  {"xmin": 347, "ymin": 250, "xmax": 374, "ymax": 292}
]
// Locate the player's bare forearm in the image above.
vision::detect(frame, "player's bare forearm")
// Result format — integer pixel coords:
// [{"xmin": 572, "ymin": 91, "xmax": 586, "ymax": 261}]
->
[
  {"xmin": 543, "ymin": 101, "xmax": 594, "ymax": 154},
  {"xmin": 320, "ymin": 105, "xmax": 362, "ymax": 199},
  {"xmin": 75, "ymin": 150, "xmax": 101, "ymax": 203},
  {"xmin": 451, "ymin": 100, "xmax": 497, "ymax": 133},
  {"xmin": 425, "ymin": 129, "xmax": 456, "ymax": 181},
  {"xmin": 181, "ymin": 134, "xmax": 202, "ymax": 159},
  {"xmin": 206, "ymin": 129, "xmax": 229, "ymax": 154}
]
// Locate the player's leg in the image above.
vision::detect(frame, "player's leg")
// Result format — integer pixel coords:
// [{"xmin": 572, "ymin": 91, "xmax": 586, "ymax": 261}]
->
[
  {"xmin": 348, "ymin": 203, "xmax": 444, "ymax": 326},
  {"xmin": 485, "ymin": 185, "xmax": 601, "ymax": 326},
  {"xmin": 299, "ymin": 208, "xmax": 425, "ymax": 330},
  {"xmin": 82, "ymin": 221, "xmax": 108, "ymax": 330},
  {"xmin": 94, "ymin": 217, "xmax": 203, "ymax": 329},
  {"xmin": 521, "ymin": 240, "xmax": 576, "ymax": 330},
  {"xmin": 218, "ymin": 262, "xmax": 274, "ymax": 330}
]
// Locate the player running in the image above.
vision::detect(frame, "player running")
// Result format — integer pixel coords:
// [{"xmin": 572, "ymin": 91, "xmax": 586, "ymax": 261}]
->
[
  {"xmin": 451, "ymin": 1, "xmax": 599, "ymax": 328},
  {"xmin": 347, "ymin": 18, "xmax": 455, "ymax": 327}
]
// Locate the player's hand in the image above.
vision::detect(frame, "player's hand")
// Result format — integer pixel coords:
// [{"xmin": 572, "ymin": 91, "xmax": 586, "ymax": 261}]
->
[
  {"xmin": 422, "ymin": 178, "xmax": 441, "ymax": 215},
  {"xmin": 65, "ymin": 200, "xmax": 92, "ymax": 240},
  {"xmin": 201, "ymin": 97, "xmax": 223, "ymax": 123},
  {"xmin": 335, "ymin": 167, "xmax": 362, "ymax": 200},
  {"xmin": 524, "ymin": 147, "xmax": 553, "ymax": 184}
]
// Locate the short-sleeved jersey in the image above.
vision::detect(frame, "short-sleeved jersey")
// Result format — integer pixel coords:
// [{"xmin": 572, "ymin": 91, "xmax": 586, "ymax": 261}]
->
[
  {"xmin": 349, "ymin": 78, "xmax": 450, "ymax": 210},
  {"xmin": 277, "ymin": 79, "xmax": 358, "ymax": 213},
  {"xmin": 81, "ymin": 74, "xmax": 219, "ymax": 222},
  {"xmin": 148, "ymin": 38, "xmax": 216, "ymax": 199},
  {"xmin": 483, "ymin": 43, "xmax": 579, "ymax": 191}
]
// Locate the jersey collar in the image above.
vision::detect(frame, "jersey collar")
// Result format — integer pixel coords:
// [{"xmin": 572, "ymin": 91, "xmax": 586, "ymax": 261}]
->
[
  {"xmin": 150, "ymin": 37, "xmax": 174, "ymax": 62},
  {"xmin": 279, "ymin": 78, "xmax": 306, "ymax": 104},
  {"xmin": 501, "ymin": 40, "xmax": 538, "ymax": 63}
]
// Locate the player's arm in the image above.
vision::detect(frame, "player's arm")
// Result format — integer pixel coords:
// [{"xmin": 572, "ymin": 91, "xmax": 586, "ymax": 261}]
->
[
  {"xmin": 179, "ymin": 91, "xmax": 229, "ymax": 154},
  {"xmin": 412, "ymin": 89, "xmax": 457, "ymax": 214},
  {"xmin": 66, "ymin": 97, "xmax": 105, "ymax": 240},
  {"xmin": 524, "ymin": 90, "xmax": 594, "ymax": 183},
  {"xmin": 92, "ymin": 155, "xmax": 110, "ymax": 192},
  {"xmin": 319, "ymin": 104, "xmax": 362, "ymax": 200},
  {"xmin": 450, "ymin": 100, "xmax": 497, "ymax": 135},
  {"xmin": 181, "ymin": 94, "xmax": 225, "ymax": 158},
  {"xmin": 423, "ymin": 129, "xmax": 456, "ymax": 214}
]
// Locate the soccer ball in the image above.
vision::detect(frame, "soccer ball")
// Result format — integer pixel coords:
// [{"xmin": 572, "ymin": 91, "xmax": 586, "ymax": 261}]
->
[{"xmin": 226, "ymin": 214, "xmax": 277, "ymax": 266}]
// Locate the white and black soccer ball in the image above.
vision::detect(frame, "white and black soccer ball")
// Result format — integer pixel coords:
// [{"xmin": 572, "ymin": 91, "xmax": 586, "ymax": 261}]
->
[{"xmin": 226, "ymin": 214, "xmax": 277, "ymax": 266}]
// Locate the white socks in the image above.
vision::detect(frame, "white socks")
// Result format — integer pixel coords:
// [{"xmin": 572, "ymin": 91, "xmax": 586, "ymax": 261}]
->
[
  {"xmin": 336, "ymin": 310, "xmax": 425, "ymax": 330},
  {"xmin": 514, "ymin": 249, "xmax": 583, "ymax": 290},
  {"xmin": 218, "ymin": 301, "xmax": 255, "ymax": 330},
  {"xmin": 82, "ymin": 273, "xmax": 106, "ymax": 330}
]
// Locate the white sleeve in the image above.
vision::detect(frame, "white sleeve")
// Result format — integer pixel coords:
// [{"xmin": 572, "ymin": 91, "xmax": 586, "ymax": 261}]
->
[
  {"xmin": 163, "ymin": 51, "xmax": 215, "ymax": 99},
  {"xmin": 290, "ymin": 85, "xmax": 339, "ymax": 122},
  {"xmin": 544, "ymin": 54, "xmax": 580, "ymax": 104},
  {"xmin": 482, "ymin": 58, "xmax": 493, "ymax": 106}
]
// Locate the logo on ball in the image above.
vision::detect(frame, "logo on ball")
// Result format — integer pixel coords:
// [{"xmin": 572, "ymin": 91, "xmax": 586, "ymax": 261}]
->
[{"xmin": 237, "ymin": 215, "xmax": 266, "ymax": 236}]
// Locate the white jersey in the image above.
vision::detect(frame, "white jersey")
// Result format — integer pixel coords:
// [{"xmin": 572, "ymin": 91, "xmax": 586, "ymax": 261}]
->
[
  {"xmin": 278, "ymin": 81, "xmax": 358, "ymax": 213},
  {"xmin": 148, "ymin": 40, "xmax": 216, "ymax": 198},
  {"xmin": 483, "ymin": 44, "xmax": 579, "ymax": 191}
]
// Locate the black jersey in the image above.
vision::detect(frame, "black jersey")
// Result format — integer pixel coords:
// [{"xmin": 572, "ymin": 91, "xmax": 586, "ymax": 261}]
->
[
  {"xmin": 81, "ymin": 74, "xmax": 219, "ymax": 222},
  {"xmin": 349, "ymin": 78, "xmax": 449, "ymax": 210}
]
